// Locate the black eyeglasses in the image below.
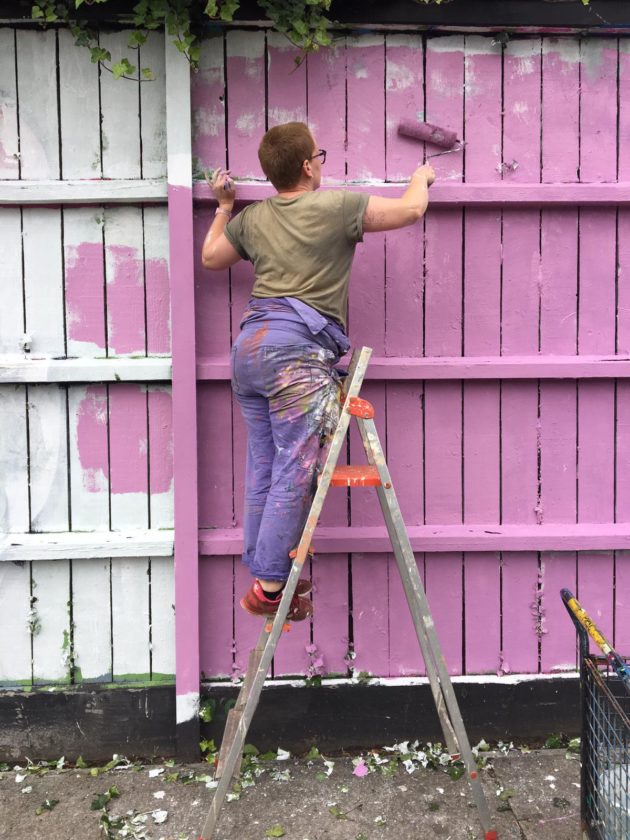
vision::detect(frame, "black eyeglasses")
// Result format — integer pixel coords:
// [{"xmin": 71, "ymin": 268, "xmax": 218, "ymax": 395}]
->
[{"xmin": 309, "ymin": 149, "xmax": 327, "ymax": 165}]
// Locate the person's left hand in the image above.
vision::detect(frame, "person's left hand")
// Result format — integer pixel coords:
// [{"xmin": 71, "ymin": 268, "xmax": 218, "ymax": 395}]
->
[{"xmin": 205, "ymin": 167, "xmax": 236, "ymax": 208}]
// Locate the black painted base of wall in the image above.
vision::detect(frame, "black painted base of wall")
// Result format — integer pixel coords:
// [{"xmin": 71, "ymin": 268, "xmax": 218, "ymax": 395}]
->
[{"xmin": 0, "ymin": 678, "xmax": 580, "ymax": 763}]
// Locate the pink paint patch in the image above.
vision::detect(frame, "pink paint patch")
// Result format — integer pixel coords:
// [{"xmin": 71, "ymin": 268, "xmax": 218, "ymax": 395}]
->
[
  {"xmin": 146, "ymin": 257, "xmax": 171, "ymax": 355},
  {"xmin": 109, "ymin": 384, "xmax": 149, "ymax": 494},
  {"xmin": 65, "ymin": 241, "xmax": 106, "ymax": 349},
  {"xmin": 107, "ymin": 244, "xmax": 146, "ymax": 355},
  {"xmin": 76, "ymin": 386, "xmax": 109, "ymax": 492},
  {"xmin": 149, "ymin": 389, "xmax": 174, "ymax": 494},
  {"xmin": 0, "ymin": 139, "xmax": 19, "ymax": 176},
  {"xmin": 353, "ymin": 760, "xmax": 369, "ymax": 778}
]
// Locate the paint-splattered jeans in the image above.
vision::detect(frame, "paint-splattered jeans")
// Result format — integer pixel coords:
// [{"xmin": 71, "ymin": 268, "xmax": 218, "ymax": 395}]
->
[{"xmin": 231, "ymin": 334, "xmax": 341, "ymax": 581}]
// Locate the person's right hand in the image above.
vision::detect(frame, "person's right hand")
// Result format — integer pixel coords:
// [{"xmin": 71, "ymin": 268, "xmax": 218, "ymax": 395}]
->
[
  {"xmin": 412, "ymin": 163, "xmax": 436, "ymax": 187},
  {"xmin": 205, "ymin": 167, "xmax": 236, "ymax": 208}
]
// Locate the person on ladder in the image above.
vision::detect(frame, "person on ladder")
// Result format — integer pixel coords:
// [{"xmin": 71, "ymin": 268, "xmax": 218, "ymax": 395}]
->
[{"xmin": 201, "ymin": 122, "xmax": 435, "ymax": 622}]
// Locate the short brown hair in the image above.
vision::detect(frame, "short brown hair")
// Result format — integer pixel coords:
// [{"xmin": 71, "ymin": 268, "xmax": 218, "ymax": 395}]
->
[{"xmin": 258, "ymin": 122, "xmax": 314, "ymax": 190}]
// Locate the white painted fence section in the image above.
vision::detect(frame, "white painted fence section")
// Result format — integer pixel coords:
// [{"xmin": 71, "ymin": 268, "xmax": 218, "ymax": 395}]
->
[{"xmin": 0, "ymin": 26, "xmax": 175, "ymax": 688}]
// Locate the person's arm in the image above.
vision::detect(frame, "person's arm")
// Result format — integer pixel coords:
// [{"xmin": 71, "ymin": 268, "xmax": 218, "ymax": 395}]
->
[
  {"xmin": 362, "ymin": 164, "xmax": 435, "ymax": 233},
  {"xmin": 201, "ymin": 168, "xmax": 243, "ymax": 271}
]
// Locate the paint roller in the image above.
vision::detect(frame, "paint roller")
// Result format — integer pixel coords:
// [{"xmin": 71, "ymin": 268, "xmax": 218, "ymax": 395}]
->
[{"xmin": 397, "ymin": 119, "xmax": 464, "ymax": 158}]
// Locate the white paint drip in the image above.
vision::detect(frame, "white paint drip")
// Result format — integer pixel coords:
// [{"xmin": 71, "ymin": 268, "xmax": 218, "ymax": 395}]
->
[
  {"xmin": 176, "ymin": 690, "xmax": 199, "ymax": 724},
  {"xmin": 236, "ymin": 113, "xmax": 259, "ymax": 136},
  {"xmin": 512, "ymin": 101, "xmax": 529, "ymax": 119},
  {"xmin": 193, "ymin": 110, "xmax": 224, "ymax": 139},
  {"xmin": 205, "ymin": 671, "xmax": 580, "ymax": 690}
]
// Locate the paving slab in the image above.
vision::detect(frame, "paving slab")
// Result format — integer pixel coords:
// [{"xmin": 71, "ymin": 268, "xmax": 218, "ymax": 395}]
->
[{"xmin": 0, "ymin": 748, "xmax": 580, "ymax": 840}]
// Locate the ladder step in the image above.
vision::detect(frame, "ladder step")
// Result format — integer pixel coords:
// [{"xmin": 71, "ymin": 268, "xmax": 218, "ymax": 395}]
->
[{"xmin": 328, "ymin": 465, "xmax": 381, "ymax": 487}]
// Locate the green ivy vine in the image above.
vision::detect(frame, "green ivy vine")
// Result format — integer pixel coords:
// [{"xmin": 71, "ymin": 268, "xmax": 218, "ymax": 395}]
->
[{"xmin": 31, "ymin": 0, "xmax": 455, "ymax": 77}]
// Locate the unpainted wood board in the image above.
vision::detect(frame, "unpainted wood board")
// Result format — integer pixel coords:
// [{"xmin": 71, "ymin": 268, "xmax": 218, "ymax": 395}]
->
[
  {"xmin": 150, "ymin": 556, "xmax": 175, "ymax": 678},
  {"xmin": 191, "ymin": 33, "xmax": 226, "ymax": 172},
  {"xmin": 144, "ymin": 206, "xmax": 170, "ymax": 356},
  {"xmin": 346, "ymin": 35, "xmax": 385, "ymax": 181},
  {"xmin": 542, "ymin": 38, "xmax": 579, "ymax": 183},
  {"xmin": 539, "ymin": 551, "xmax": 577, "ymax": 673},
  {"xmin": 464, "ymin": 552, "xmax": 501, "ymax": 674},
  {"xmin": 197, "ymin": 382, "xmax": 234, "ymax": 529},
  {"xmin": 139, "ymin": 31, "xmax": 167, "ymax": 180},
  {"xmin": 194, "ymin": 208, "xmax": 231, "ymax": 357},
  {"xmin": 306, "ymin": 41, "xmax": 346, "ymax": 182},
  {"xmin": 0, "ymin": 207, "xmax": 24, "ymax": 354},
  {"xmin": 148, "ymin": 386, "xmax": 173, "ymax": 529},
  {"xmin": 266, "ymin": 31, "xmax": 307, "ymax": 128},
  {"xmin": 99, "ymin": 31, "xmax": 141, "ymax": 179},
  {"xmin": 68, "ymin": 385, "xmax": 110, "ymax": 531},
  {"xmin": 104, "ymin": 206, "xmax": 146, "ymax": 357},
  {"xmin": 387, "ymin": 552, "xmax": 427, "ymax": 677},
  {"xmin": 58, "ymin": 28, "xmax": 101, "ymax": 179},
  {"xmin": 424, "ymin": 551, "xmax": 462, "ymax": 675},
  {"xmin": 32, "ymin": 559, "xmax": 71, "ymax": 684},
  {"xmin": 22, "ymin": 208, "xmax": 64, "ymax": 357},
  {"xmin": 71, "ymin": 557, "xmax": 112, "ymax": 682},
  {"xmin": 579, "ymin": 38, "xmax": 618, "ymax": 183},
  {"xmin": 27, "ymin": 384, "xmax": 69, "ymax": 532},
  {"xmin": 0, "ymin": 385, "xmax": 29, "ymax": 533},
  {"xmin": 63, "ymin": 207, "xmax": 107, "ymax": 357},
  {"xmin": 503, "ymin": 39, "xmax": 542, "ymax": 183},
  {"xmin": 199, "ymin": 555, "xmax": 234, "ymax": 679},
  {"xmin": 463, "ymin": 35, "xmax": 502, "ymax": 182},
  {"xmin": 0, "ymin": 29, "xmax": 19, "ymax": 179},
  {"xmin": 384, "ymin": 33, "xmax": 423, "ymax": 183},
  {"xmin": 501, "ymin": 551, "xmax": 540, "ymax": 674},
  {"xmin": 614, "ymin": 550, "xmax": 630, "ymax": 652},
  {"xmin": 16, "ymin": 29, "xmax": 59, "ymax": 179},
  {"xmin": 108, "ymin": 383, "xmax": 149, "ymax": 530},
  {"xmin": 225, "ymin": 30, "xmax": 265, "ymax": 180},
  {"xmin": 350, "ymin": 552, "xmax": 389, "ymax": 676},
  {"xmin": 311, "ymin": 552, "xmax": 350, "ymax": 676},
  {"xmin": 111, "ymin": 556, "xmax": 150, "ymax": 680},
  {"xmin": 0, "ymin": 561, "xmax": 32, "ymax": 685}
]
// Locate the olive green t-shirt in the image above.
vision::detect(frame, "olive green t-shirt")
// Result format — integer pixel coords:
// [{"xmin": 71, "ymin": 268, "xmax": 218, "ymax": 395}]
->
[{"xmin": 224, "ymin": 190, "xmax": 369, "ymax": 329}]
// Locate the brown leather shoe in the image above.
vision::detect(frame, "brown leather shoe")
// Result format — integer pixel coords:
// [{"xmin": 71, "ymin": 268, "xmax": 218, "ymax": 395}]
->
[{"xmin": 240, "ymin": 580, "xmax": 313, "ymax": 621}]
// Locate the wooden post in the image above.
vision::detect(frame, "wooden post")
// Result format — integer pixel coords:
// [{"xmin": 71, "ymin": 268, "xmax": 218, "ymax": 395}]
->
[{"xmin": 165, "ymin": 37, "xmax": 200, "ymax": 760}]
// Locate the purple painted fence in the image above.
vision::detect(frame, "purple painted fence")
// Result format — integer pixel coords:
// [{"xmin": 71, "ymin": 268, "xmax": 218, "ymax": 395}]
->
[{"xmin": 189, "ymin": 31, "xmax": 630, "ymax": 682}]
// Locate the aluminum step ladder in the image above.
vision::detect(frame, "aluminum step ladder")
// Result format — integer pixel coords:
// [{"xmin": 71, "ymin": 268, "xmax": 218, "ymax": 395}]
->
[{"xmin": 199, "ymin": 346, "xmax": 498, "ymax": 840}]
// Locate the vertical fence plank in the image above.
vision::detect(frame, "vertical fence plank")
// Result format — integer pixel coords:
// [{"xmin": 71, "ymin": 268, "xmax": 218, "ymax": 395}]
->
[
  {"xmin": 72, "ymin": 558, "xmax": 112, "ymax": 683},
  {"xmin": 307, "ymin": 41, "xmax": 346, "ymax": 182},
  {"xmin": 31, "ymin": 560, "xmax": 71, "ymax": 685},
  {"xmin": 0, "ymin": 385, "xmax": 29, "ymax": 534},
  {"xmin": 345, "ymin": 34, "xmax": 389, "ymax": 677},
  {"xmin": 0, "ymin": 208, "xmax": 24, "ymax": 354},
  {"xmin": 16, "ymin": 29, "xmax": 59, "ymax": 180},
  {"xmin": 104, "ymin": 207, "xmax": 146, "ymax": 357},
  {"xmin": 150, "ymin": 557, "xmax": 175, "ymax": 680},
  {"xmin": 200, "ymin": 556, "xmax": 234, "ymax": 680},
  {"xmin": 0, "ymin": 563, "xmax": 32, "ymax": 686},
  {"xmin": 109, "ymin": 383, "xmax": 149, "ymax": 529},
  {"xmin": 111, "ymin": 557, "xmax": 151, "ymax": 681},
  {"xmin": 58, "ymin": 28, "xmax": 101, "ymax": 179},
  {"xmin": 144, "ymin": 207, "xmax": 171, "ymax": 356},
  {"xmin": 23, "ymin": 209, "xmax": 64, "ymax": 357},
  {"xmin": 64, "ymin": 208, "xmax": 106, "ymax": 358},
  {"xmin": 100, "ymin": 31, "xmax": 141, "ymax": 179},
  {"xmin": 28, "ymin": 385, "xmax": 69, "ymax": 533},
  {"xmin": 0, "ymin": 29, "xmax": 19, "ymax": 179},
  {"xmin": 263, "ymin": 29, "xmax": 311, "ymax": 677},
  {"xmin": 192, "ymin": 34, "xmax": 227, "ymax": 174},
  {"xmin": 501, "ymin": 37, "xmax": 542, "ymax": 675},
  {"xmin": 140, "ymin": 31, "xmax": 167, "ymax": 180},
  {"xmin": 422, "ymin": 35, "xmax": 465, "ymax": 676},
  {"xmin": 225, "ymin": 30, "xmax": 266, "ymax": 180},
  {"xmin": 461, "ymin": 35, "xmax": 502, "ymax": 675},
  {"xmin": 307, "ymin": 35, "xmax": 351, "ymax": 667}
]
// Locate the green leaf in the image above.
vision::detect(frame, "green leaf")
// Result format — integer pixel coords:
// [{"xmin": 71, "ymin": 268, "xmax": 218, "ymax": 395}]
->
[
  {"xmin": 141, "ymin": 67, "xmax": 155, "ymax": 80},
  {"xmin": 75, "ymin": 756, "xmax": 88, "ymax": 768},
  {"xmin": 90, "ymin": 47, "xmax": 111, "ymax": 64},
  {"xmin": 205, "ymin": 0, "xmax": 219, "ymax": 15},
  {"xmin": 128, "ymin": 30, "xmax": 148, "ymax": 47},
  {"xmin": 499, "ymin": 788, "xmax": 516, "ymax": 801},
  {"xmin": 35, "ymin": 798, "xmax": 59, "ymax": 815},
  {"xmin": 31, "ymin": 5, "xmax": 44, "ymax": 19},
  {"xmin": 305, "ymin": 745, "xmax": 320, "ymax": 761},
  {"xmin": 242, "ymin": 743, "xmax": 259, "ymax": 756},
  {"xmin": 328, "ymin": 805, "xmax": 347, "ymax": 820},
  {"xmin": 265, "ymin": 827, "xmax": 286, "ymax": 838}
]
